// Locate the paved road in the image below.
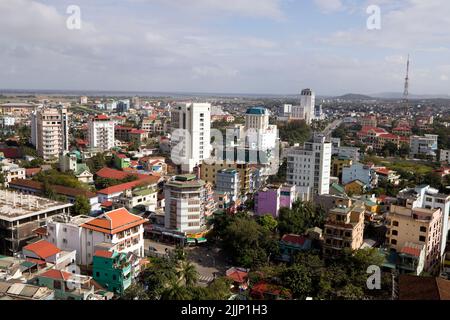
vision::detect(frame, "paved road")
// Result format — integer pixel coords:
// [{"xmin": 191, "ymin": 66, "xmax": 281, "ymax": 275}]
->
[
  {"xmin": 322, "ymin": 119, "xmax": 343, "ymax": 137},
  {"xmin": 143, "ymin": 238, "xmax": 230, "ymax": 286}
]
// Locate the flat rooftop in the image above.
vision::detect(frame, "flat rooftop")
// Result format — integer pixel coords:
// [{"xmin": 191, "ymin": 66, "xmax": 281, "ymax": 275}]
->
[{"xmin": 0, "ymin": 190, "xmax": 72, "ymax": 222}]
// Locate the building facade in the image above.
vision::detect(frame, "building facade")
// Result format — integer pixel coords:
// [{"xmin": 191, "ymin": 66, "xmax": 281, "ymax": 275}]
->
[
  {"xmin": 88, "ymin": 114, "xmax": 115, "ymax": 151},
  {"xmin": 323, "ymin": 199, "xmax": 365, "ymax": 257},
  {"xmin": 164, "ymin": 175, "xmax": 207, "ymax": 234},
  {"xmin": 386, "ymin": 205, "xmax": 442, "ymax": 272},
  {"xmin": 171, "ymin": 103, "xmax": 211, "ymax": 173},
  {"xmin": 30, "ymin": 107, "xmax": 69, "ymax": 161},
  {"xmin": 287, "ymin": 134, "xmax": 332, "ymax": 195}
]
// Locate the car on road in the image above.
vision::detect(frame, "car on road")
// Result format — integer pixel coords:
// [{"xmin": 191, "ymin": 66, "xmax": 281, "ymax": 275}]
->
[{"xmin": 148, "ymin": 246, "xmax": 158, "ymax": 252}]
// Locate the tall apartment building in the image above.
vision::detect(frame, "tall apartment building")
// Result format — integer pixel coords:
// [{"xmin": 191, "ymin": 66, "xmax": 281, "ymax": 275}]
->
[
  {"xmin": 289, "ymin": 89, "xmax": 316, "ymax": 124},
  {"xmin": 410, "ymin": 134, "xmax": 439, "ymax": 158},
  {"xmin": 323, "ymin": 199, "xmax": 365, "ymax": 257},
  {"xmin": 287, "ymin": 134, "xmax": 332, "ymax": 195},
  {"xmin": 30, "ymin": 107, "xmax": 69, "ymax": 161},
  {"xmin": 386, "ymin": 205, "xmax": 442, "ymax": 272},
  {"xmin": 397, "ymin": 185, "xmax": 450, "ymax": 256},
  {"xmin": 171, "ymin": 103, "xmax": 211, "ymax": 173},
  {"xmin": 300, "ymin": 89, "xmax": 315, "ymax": 125},
  {"xmin": 88, "ymin": 114, "xmax": 115, "ymax": 151},
  {"xmin": 244, "ymin": 107, "xmax": 278, "ymax": 152},
  {"xmin": 164, "ymin": 175, "xmax": 208, "ymax": 234}
]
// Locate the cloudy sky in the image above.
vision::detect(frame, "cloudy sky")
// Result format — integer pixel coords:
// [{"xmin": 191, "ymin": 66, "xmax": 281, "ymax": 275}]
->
[{"xmin": 1, "ymin": 0, "xmax": 450, "ymax": 95}]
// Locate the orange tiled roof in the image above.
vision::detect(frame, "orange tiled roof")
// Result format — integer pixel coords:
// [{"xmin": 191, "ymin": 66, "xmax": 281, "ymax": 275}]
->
[
  {"xmin": 81, "ymin": 208, "xmax": 147, "ymax": 235},
  {"xmin": 94, "ymin": 250, "xmax": 114, "ymax": 259},
  {"xmin": 23, "ymin": 240, "xmax": 61, "ymax": 259},
  {"xmin": 40, "ymin": 269, "xmax": 72, "ymax": 281}
]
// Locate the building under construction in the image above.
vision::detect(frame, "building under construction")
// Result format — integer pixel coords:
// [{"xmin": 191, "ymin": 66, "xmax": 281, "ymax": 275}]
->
[{"xmin": 0, "ymin": 190, "xmax": 73, "ymax": 256}]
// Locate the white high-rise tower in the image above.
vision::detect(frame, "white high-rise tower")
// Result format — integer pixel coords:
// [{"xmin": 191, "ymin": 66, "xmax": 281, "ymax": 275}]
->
[
  {"xmin": 171, "ymin": 103, "xmax": 211, "ymax": 173},
  {"xmin": 301, "ymin": 88, "xmax": 315, "ymax": 125}
]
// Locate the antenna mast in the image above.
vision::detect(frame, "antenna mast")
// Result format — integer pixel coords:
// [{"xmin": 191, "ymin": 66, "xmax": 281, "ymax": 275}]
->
[{"xmin": 402, "ymin": 54, "xmax": 410, "ymax": 116}]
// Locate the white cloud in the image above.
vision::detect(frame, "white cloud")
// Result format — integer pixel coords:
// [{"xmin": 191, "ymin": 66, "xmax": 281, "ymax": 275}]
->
[
  {"xmin": 143, "ymin": 0, "xmax": 284, "ymax": 19},
  {"xmin": 314, "ymin": 0, "xmax": 344, "ymax": 13}
]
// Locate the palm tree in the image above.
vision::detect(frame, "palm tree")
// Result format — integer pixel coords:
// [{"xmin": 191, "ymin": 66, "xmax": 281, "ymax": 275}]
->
[
  {"xmin": 178, "ymin": 261, "xmax": 199, "ymax": 287},
  {"xmin": 161, "ymin": 279, "xmax": 191, "ymax": 300}
]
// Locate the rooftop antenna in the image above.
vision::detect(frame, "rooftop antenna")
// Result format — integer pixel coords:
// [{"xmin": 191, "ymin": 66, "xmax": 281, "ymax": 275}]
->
[{"xmin": 402, "ymin": 54, "xmax": 410, "ymax": 116}]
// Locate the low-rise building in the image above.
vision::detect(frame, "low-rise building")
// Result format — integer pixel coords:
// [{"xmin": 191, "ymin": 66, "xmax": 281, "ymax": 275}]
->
[
  {"xmin": 323, "ymin": 199, "xmax": 365, "ymax": 257},
  {"xmin": 215, "ymin": 169, "xmax": 240, "ymax": 202},
  {"xmin": 385, "ymin": 205, "xmax": 442, "ymax": 272},
  {"xmin": 342, "ymin": 162, "xmax": 378, "ymax": 189},
  {"xmin": 8, "ymin": 179, "xmax": 100, "ymax": 214},
  {"xmin": 254, "ymin": 184, "xmax": 298, "ymax": 218},
  {"xmin": 0, "ymin": 161, "xmax": 25, "ymax": 187},
  {"xmin": 410, "ymin": 134, "xmax": 439, "ymax": 158},
  {"xmin": 0, "ymin": 190, "xmax": 73, "ymax": 256},
  {"xmin": 22, "ymin": 239, "xmax": 76, "ymax": 271},
  {"xmin": 440, "ymin": 149, "xmax": 450, "ymax": 164},
  {"xmin": 93, "ymin": 250, "xmax": 133, "ymax": 295},
  {"xmin": 39, "ymin": 208, "xmax": 147, "ymax": 266},
  {"xmin": 279, "ymin": 234, "xmax": 312, "ymax": 262},
  {"xmin": 0, "ymin": 280, "xmax": 55, "ymax": 300}
]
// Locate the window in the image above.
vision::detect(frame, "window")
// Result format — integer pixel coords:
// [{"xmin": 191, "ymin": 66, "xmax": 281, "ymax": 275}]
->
[
  {"xmin": 419, "ymin": 236, "xmax": 426, "ymax": 242},
  {"xmin": 392, "ymin": 221, "xmax": 399, "ymax": 227},
  {"xmin": 420, "ymin": 226, "xmax": 427, "ymax": 232},
  {"xmin": 391, "ymin": 230, "xmax": 398, "ymax": 236},
  {"xmin": 113, "ymin": 275, "xmax": 117, "ymax": 281},
  {"xmin": 391, "ymin": 239, "xmax": 397, "ymax": 245},
  {"xmin": 96, "ymin": 272, "xmax": 100, "ymax": 277}
]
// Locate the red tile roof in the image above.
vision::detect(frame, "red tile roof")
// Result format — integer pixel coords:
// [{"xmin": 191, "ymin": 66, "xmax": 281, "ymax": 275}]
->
[
  {"xmin": 130, "ymin": 129, "xmax": 147, "ymax": 134},
  {"xmin": 281, "ymin": 234, "xmax": 307, "ymax": 245},
  {"xmin": 94, "ymin": 250, "xmax": 114, "ymax": 259},
  {"xmin": 0, "ymin": 148, "xmax": 22, "ymax": 159},
  {"xmin": 40, "ymin": 269, "xmax": 72, "ymax": 281},
  {"xmin": 25, "ymin": 168, "xmax": 41, "ymax": 177},
  {"xmin": 97, "ymin": 175, "xmax": 160, "ymax": 195},
  {"xmin": 23, "ymin": 240, "xmax": 61, "ymax": 259},
  {"xmin": 379, "ymin": 133, "xmax": 399, "ymax": 139},
  {"xmin": 226, "ymin": 268, "xmax": 248, "ymax": 283},
  {"xmin": 101, "ymin": 200, "xmax": 113, "ymax": 207},
  {"xmin": 94, "ymin": 114, "xmax": 109, "ymax": 120},
  {"xmin": 81, "ymin": 208, "xmax": 147, "ymax": 235},
  {"xmin": 401, "ymin": 245, "xmax": 422, "ymax": 257}
]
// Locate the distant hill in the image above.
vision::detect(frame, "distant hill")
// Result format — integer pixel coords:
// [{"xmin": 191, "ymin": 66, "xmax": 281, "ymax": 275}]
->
[{"xmin": 334, "ymin": 93, "xmax": 375, "ymax": 101}]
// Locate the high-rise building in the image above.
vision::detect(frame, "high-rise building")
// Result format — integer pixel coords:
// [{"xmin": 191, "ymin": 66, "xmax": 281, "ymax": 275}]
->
[
  {"xmin": 30, "ymin": 107, "xmax": 69, "ymax": 161},
  {"xmin": 88, "ymin": 114, "xmax": 115, "ymax": 151},
  {"xmin": 164, "ymin": 175, "xmax": 208, "ymax": 234},
  {"xmin": 287, "ymin": 134, "xmax": 332, "ymax": 195},
  {"xmin": 244, "ymin": 107, "xmax": 278, "ymax": 152},
  {"xmin": 171, "ymin": 103, "xmax": 211, "ymax": 173},
  {"xmin": 300, "ymin": 88, "xmax": 315, "ymax": 125}
]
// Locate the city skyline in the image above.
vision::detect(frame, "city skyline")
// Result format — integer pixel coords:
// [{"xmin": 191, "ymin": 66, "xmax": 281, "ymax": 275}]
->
[{"xmin": 1, "ymin": 0, "xmax": 450, "ymax": 96}]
